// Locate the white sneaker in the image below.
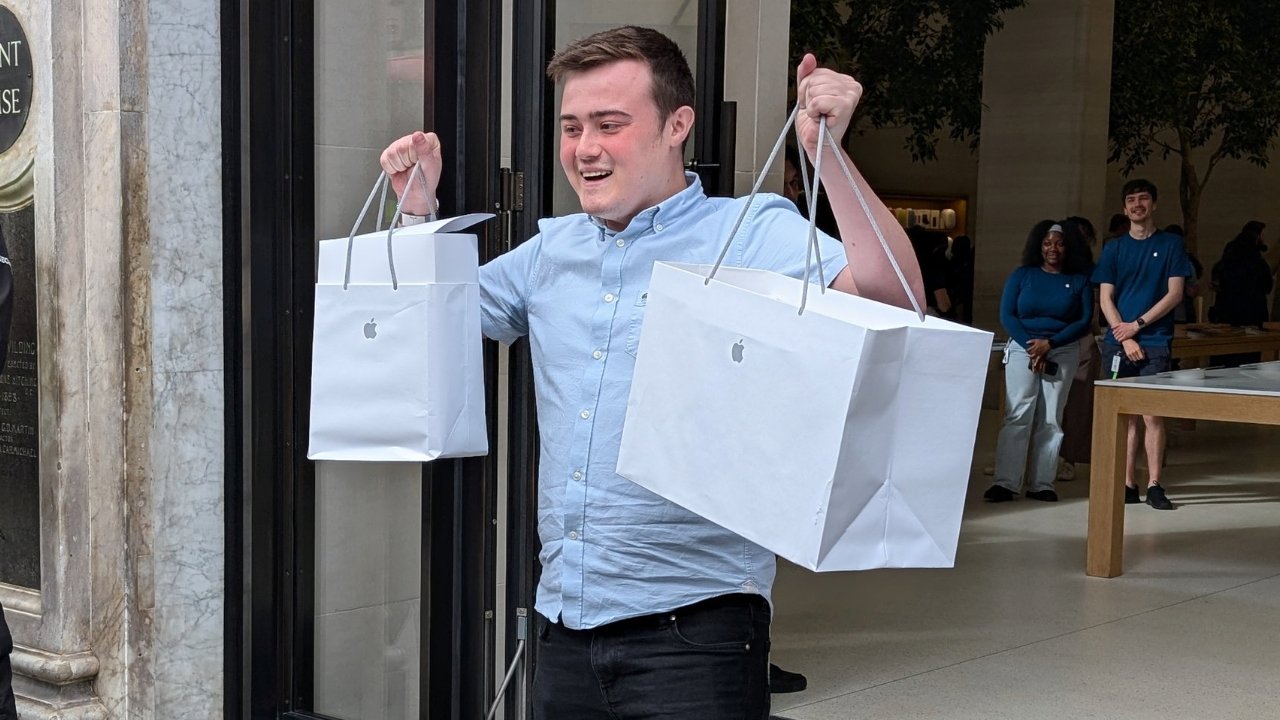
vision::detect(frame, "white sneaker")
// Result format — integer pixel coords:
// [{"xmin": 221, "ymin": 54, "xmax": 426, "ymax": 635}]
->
[{"xmin": 1056, "ymin": 459, "xmax": 1076, "ymax": 481}]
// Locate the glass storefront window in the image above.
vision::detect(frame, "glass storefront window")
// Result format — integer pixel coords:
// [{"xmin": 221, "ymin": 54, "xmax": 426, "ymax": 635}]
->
[{"xmin": 312, "ymin": 1, "xmax": 427, "ymax": 717}]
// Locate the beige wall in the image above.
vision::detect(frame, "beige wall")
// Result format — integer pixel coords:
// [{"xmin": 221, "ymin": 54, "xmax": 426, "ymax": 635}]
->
[
  {"xmin": 725, "ymin": 0, "xmax": 793, "ymax": 195},
  {"xmin": 970, "ymin": 0, "xmax": 1115, "ymax": 331}
]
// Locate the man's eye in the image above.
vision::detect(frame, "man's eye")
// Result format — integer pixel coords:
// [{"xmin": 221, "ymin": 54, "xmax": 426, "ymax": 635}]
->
[{"xmin": 563, "ymin": 126, "xmax": 581, "ymax": 136}]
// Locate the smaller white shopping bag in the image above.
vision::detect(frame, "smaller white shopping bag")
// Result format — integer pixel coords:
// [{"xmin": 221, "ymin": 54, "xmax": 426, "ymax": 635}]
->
[{"xmin": 307, "ymin": 169, "xmax": 493, "ymax": 461}]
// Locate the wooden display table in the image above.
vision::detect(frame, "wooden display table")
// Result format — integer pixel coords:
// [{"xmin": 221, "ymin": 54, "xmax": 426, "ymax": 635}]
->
[
  {"xmin": 1172, "ymin": 324, "xmax": 1280, "ymax": 365},
  {"xmin": 1087, "ymin": 368, "xmax": 1280, "ymax": 577}
]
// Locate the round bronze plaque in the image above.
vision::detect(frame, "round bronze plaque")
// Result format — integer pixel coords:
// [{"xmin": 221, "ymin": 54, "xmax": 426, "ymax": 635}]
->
[{"xmin": 0, "ymin": 6, "xmax": 33, "ymax": 155}]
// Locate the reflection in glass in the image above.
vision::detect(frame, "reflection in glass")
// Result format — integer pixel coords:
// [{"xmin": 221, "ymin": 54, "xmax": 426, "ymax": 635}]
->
[{"xmin": 312, "ymin": 0, "xmax": 426, "ymax": 717}]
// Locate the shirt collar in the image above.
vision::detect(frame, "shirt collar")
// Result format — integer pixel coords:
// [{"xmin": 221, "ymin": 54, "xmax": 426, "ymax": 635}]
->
[{"xmin": 587, "ymin": 172, "xmax": 707, "ymax": 238}]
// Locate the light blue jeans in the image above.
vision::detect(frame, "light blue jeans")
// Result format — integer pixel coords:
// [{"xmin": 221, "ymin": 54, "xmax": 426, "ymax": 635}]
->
[{"xmin": 994, "ymin": 340, "xmax": 1081, "ymax": 493}]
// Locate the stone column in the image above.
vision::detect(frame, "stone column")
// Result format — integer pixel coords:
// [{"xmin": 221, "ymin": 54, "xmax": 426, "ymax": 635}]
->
[
  {"xmin": 2, "ymin": 0, "xmax": 223, "ymax": 717},
  {"xmin": 725, "ymin": 0, "xmax": 792, "ymax": 196},
  {"xmin": 972, "ymin": 0, "xmax": 1115, "ymax": 330}
]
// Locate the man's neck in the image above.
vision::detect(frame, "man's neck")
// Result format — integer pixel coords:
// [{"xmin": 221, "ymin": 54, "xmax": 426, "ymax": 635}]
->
[{"xmin": 1129, "ymin": 220, "xmax": 1158, "ymax": 239}]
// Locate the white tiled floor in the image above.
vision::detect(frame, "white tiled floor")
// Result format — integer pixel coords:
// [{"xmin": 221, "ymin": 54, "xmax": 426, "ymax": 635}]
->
[{"xmin": 770, "ymin": 413, "xmax": 1280, "ymax": 720}]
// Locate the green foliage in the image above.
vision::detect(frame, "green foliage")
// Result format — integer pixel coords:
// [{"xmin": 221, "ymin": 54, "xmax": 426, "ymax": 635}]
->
[
  {"xmin": 789, "ymin": 0, "xmax": 1028, "ymax": 162},
  {"xmin": 1109, "ymin": 1, "xmax": 1280, "ymax": 174}
]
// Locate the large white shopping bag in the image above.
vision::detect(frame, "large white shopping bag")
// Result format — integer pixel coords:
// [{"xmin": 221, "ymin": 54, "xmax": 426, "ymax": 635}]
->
[
  {"xmin": 307, "ymin": 169, "xmax": 494, "ymax": 461},
  {"xmin": 615, "ymin": 111, "xmax": 993, "ymax": 570}
]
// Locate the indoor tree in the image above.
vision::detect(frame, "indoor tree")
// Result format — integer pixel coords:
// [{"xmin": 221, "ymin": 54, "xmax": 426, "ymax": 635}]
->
[
  {"xmin": 1108, "ymin": 0, "xmax": 1280, "ymax": 253},
  {"xmin": 789, "ymin": 0, "xmax": 1028, "ymax": 163}
]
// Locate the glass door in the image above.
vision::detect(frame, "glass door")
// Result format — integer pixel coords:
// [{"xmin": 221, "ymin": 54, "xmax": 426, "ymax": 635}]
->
[{"xmin": 308, "ymin": 1, "xmax": 428, "ymax": 717}]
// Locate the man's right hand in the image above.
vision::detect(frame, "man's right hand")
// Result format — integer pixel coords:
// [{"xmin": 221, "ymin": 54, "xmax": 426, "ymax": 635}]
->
[
  {"xmin": 1121, "ymin": 338, "xmax": 1145, "ymax": 362},
  {"xmin": 379, "ymin": 131, "xmax": 443, "ymax": 216}
]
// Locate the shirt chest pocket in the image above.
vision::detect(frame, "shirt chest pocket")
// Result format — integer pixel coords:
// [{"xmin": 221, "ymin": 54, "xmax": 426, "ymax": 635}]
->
[{"xmin": 624, "ymin": 291, "xmax": 649, "ymax": 358}]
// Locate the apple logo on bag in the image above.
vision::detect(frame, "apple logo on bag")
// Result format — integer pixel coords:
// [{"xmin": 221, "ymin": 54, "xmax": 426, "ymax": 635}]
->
[
  {"xmin": 731, "ymin": 339, "xmax": 745, "ymax": 363},
  {"xmin": 363, "ymin": 318, "xmax": 378, "ymax": 339}
]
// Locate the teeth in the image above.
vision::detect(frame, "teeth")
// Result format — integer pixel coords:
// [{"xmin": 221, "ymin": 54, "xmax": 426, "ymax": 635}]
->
[{"xmin": 582, "ymin": 171, "xmax": 610, "ymax": 179}]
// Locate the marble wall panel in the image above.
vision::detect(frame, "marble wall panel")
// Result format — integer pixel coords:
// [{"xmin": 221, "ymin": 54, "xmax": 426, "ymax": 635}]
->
[{"xmin": 146, "ymin": 0, "xmax": 224, "ymax": 716}]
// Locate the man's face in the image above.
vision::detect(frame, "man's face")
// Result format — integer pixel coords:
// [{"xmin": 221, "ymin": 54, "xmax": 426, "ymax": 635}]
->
[
  {"xmin": 558, "ymin": 60, "xmax": 692, "ymax": 231},
  {"xmin": 1123, "ymin": 191, "xmax": 1156, "ymax": 224}
]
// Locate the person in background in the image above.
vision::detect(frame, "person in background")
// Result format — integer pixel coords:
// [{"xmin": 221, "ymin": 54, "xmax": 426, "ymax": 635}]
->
[
  {"xmin": 1055, "ymin": 216, "xmax": 1099, "ymax": 481},
  {"xmin": 947, "ymin": 235, "xmax": 975, "ymax": 324},
  {"xmin": 1208, "ymin": 221, "xmax": 1273, "ymax": 366},
  {"xmin": 1162, "ymin": 224, "xmax": 1203, "ymax": 323},
  {"xmin": 768, "ymin": 144, "xmax": 837, "ymax": 697},
  {"xmin": 985, "ymin": 220, "xmax": 1093, "ymax": 503},
  {"xmin": 908, "ymin": 225, "xmax": 953, "ymax": 317},
  {"xmin": 1093, "ymin": 179, "xmax": 1191, "ymax": 510},
  {"xmin": 1106, "ymin": 212, "xmax": 1129, "ymax": 243},
  {"xmin": 783, "ymin": 144, "xmax": 839, "ymax": 238},
  {"xmin": 1, "ymin": 226, "xmax": 17, "ymax": 720}
]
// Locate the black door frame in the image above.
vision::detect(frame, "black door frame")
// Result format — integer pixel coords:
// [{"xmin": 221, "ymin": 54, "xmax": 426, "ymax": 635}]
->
[{"xmin": 224, "ymin": 0, "xmax": 503, "ymax": 717}]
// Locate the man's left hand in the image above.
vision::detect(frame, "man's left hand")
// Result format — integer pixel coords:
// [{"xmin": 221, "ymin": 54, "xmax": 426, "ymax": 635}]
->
[{"xmin": 795, "ymin": 54, "xmax": 861, "ymax": 157}]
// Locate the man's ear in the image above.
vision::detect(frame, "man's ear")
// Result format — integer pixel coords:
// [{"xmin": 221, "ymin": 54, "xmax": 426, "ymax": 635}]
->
[{"xmin": 666, "ymin": 105, "xmax": 694, "ymax": 148}]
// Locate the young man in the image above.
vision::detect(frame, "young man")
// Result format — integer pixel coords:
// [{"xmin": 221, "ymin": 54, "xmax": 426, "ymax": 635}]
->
[
  {"xmin": 1092, "ymin": 179, "xmax": 1192, "ymax": 510},
  {"xmin": 381, "ymin": 26, "xmax": 923, "ymax": 718}
]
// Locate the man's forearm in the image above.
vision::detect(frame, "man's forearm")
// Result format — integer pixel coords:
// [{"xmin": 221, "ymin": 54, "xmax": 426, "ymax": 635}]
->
[
  {"xmin": 1139, "ymin": 289, "xmax": 1183, "ymax": 326},
  {"xmin": 1099, "ymin": 289, "xmax": 1123, "ymax": 328},
  {"xmin": 816, "ymin": 142, "xmax": 925, "ymax": 310}
]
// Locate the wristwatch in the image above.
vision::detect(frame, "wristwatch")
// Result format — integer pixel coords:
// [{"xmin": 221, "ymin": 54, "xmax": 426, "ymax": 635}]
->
[{"xmin": 1136, "ymin": 317, "xmax": 1147, "ymax": 328}]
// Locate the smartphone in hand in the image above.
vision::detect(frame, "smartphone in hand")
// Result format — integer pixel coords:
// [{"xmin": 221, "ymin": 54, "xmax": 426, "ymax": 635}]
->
[{"xmin": 1028, "ymin": 358, "xmax": 1060, "ymax": 376}]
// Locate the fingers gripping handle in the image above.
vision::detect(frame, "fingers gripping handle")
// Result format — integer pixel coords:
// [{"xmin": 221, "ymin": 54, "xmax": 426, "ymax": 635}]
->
[
  {"xmin": 342, "ymin": 164, "xmax": 434, "ymax": 291},
  {"xmin": 706, "ymin": 103, "xmax": 925, "ymax": 321}
]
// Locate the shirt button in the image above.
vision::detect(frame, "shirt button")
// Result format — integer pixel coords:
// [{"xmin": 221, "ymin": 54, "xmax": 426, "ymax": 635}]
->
[
  {"xmin": 568, "ymin": 531, "xmax": 579, "ymax": 540},
  {"xmin": 655, "ymin": 223, "xmax": 664, "ymax": 231},
  {"xmin": 580, "ymin": 410, "xmax": 591, "ymax": 420},
  {"xmin": 604, "ymin": 293, "xmax": 615, "ymax": 303},
  {"xmin": 616, "ymin": 238, "xmax": 626, "ymax": 248},
  {"xmin": 572, "ymin": 470, "xmax": 583, "ymax": 481},
  {"xmin": 592, "ymin": 349, "xmax": 603, "ymax": 360}
]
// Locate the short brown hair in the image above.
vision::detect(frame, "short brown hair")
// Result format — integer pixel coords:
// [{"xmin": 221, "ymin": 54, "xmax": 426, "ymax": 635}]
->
[{"xmin": 546, "ymin": 25, "xmax": 695, "ymax": 121}]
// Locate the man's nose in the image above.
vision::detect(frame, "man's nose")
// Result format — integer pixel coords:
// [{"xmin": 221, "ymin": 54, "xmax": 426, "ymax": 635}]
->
[{"xmin": 576, "ymin": 130, "xmax": 601, "ymax": 159}]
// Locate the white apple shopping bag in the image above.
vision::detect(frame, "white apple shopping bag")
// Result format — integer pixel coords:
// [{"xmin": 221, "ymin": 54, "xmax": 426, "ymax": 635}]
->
[
  {"xmin": 616, "ymin": 111, "xmax": 991, "ymax": 570},
  {"xmin": 307, "ymin": 169, "xmax": 493, "ymax": 461}
]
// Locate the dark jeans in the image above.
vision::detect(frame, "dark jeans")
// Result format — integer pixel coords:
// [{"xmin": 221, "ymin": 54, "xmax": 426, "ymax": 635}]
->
[
  {"xmin": 533, "ymin": 593, "xmax": 771, "ymax": 720},
  {"xmin": 1, "ymin": 603, "xmax": 16, "ymax": 720}
]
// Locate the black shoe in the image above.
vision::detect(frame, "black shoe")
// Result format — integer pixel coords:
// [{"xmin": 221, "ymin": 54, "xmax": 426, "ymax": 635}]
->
[
  {"xmin": 769, "ymin": 663, "xmax": 807, "ymax": 694},
  {"xmin": 1125, "ymin": 485, "xmax": 1141, "ymax": 504},
  {"xmin": 984, "ymin": 484, "xmax": 1016, "ymax": 503},
  {"xmin": 1025, "ymin": 489, "xmax": 1059, "ymax": 502},
  {"xmin": 1146, "ymin": 484, "xmax": 1174, "ymax": 510}
]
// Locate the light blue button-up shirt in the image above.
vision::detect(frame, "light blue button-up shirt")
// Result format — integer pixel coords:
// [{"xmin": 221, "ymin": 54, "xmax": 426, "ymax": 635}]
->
[{"xmin": 480, "ymin": 173, "xmax": 847, "ymax": 629}]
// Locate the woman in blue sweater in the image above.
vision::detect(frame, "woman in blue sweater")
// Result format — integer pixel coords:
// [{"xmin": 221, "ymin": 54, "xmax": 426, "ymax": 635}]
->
[{"xmin": 985, "ymin": 220, "xmax": 1094, "ymax": 503}]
